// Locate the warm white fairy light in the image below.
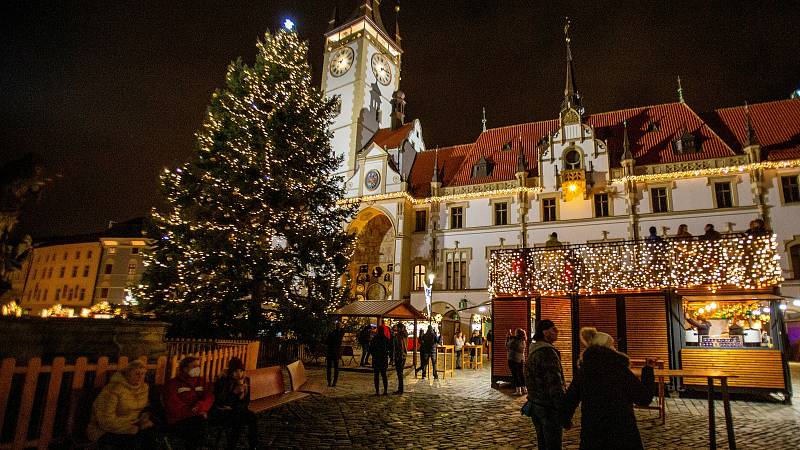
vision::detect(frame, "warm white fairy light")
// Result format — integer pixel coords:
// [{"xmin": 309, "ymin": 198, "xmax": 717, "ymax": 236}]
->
[
  {"xmin": 489, "ymin": 234, "xmax": 782, "ymax": 296},
  {"xmin": 339, "ymin": 186, "xmax": 544, "ymax": 206},
  {"xmin": 612, "ymin": 159, "xmax": 800, "ymax": 184}
]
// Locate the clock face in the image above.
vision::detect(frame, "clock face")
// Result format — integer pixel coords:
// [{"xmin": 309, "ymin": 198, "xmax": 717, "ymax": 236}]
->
[
  {"xmin": 370, "ymin": 53, "xmax": 392, "ymax": 86},
  {"xmin": 329, "ymin": 46, "xmax": 354, "ymax": 77},
  {"xmin": 365, "ymin": 169, "xmax": 381, "ymax": 191}
]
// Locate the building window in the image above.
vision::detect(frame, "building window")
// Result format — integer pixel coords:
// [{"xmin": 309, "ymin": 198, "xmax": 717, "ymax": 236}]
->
[
  {"xmin": 494, "ymin": 202, "xmax": 508, "ymax": 226},
  {"xmin": 100, "ymin": 288, "xmax": 109, "ymax": 298},
  {"xmin": 59, "ymin": 267, "xmax": 65, "ymax": 278},
  {"xmin": 42, "ymin": 289, "xmax": 47, "ymax": 301},
  {"xmin": 55, "ymin": 289, "xmax": 61, "ymax": 301},
  {"xmin": 104, "ymin": 264, "xmax": 113, "ymax": 274},
  {"xmin": 79, "ymin": 289, "xmax": 86, "ymax": 300},
  {"xmin": 63, "ymin": 252, "xmax": 67, "ymax": 260},
  {"xmin": 445, "ymin": 251, "xmax": 469, "ymax": 290},
  {"xmin": 71, "ymin": 266, "xmax": 78, "ymax": 277},
  {"xmin": 47, "ymin": 267, "xmax": 53, "ymax": 278},
  {"xmin": 75, "ymin": 251, "xmax": 81, "ymax": 259},
  {"xmin": 450, "ymin": 207, "xmax": 464, "ymax": 229},
  {"xmin": 542, "ymin": 198, "xmax": 557, "ymax": 222},
  {"xmin": 782, "ymin": 176, "xmax": 800, "ymax": 203},
  {"xmin": 67, "ymin": 289, "xmax": 73, "ymax": 300},
  {"xmin": 594, "ymin": 193, "xmax": 610, "ymax": 218},
  {"xmin": 412, "ymin": 264, "xmax": 426, "ymax": 290},
  {"xmin": 83, "ymin": 265, "xmax": 90, "ymax": 277},
  {"xmin": 108, "ymin": 247, "xmax": 117, "ymax": 255},
  {"xmin": 651, "ymin": 187, "xmax": 669, "ymax": 213},
  {"xmin": 714, "ymin": 182, "xmax": 733, "ymax": 208},
  {"xmin": 87, "ymin": 250, "xmax": 93, "ymax": 259},
  {"xmin": 415, "ymin": 210, "xmax": 427, "ymax": 232},
  {"xmin": 128, "ymin": 263, "xmax": 137, "ymax": 275},
  {"xmin": 32, "ymin": 269, "xmax": 37, "ymax": 280},
  {"xmin": 131, "ymin": 247, "xmax": 140, "ymax": 254}
]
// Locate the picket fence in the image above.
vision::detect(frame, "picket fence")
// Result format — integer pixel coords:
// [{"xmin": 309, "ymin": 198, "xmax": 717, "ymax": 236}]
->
[{"xmin": 0, "ymin": 340, "xmax": 259, "ymax": 449}]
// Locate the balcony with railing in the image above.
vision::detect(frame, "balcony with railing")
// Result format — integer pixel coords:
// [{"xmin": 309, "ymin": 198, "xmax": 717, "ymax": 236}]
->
[{"xmin": 488, "ymin": 234, "xmax": 783, "ymax": 297}]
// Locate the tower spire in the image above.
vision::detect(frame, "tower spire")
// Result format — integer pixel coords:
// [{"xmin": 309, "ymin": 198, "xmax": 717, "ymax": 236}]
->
[
  {"xmin": 394, "ymin": 2, "xmax": 402, "ymax": 49},
  {"xmin": 327, "ymin": 4, "xmax": 339, "ymax": 32},
  {"xmin": 481, "ymin": 107, "xmax": 487, "ymax": 132},
  {"xmin": 677, "ymin": 76, "xmax": 685, "ymax": 103},
  {"xmin": 432, "ymin": 147, "xmax": 440, "ymax": 183},
  {"xmin": 621, "ymin": 120, "xmax": 633, "ymax": 162},
  {"xmin": 349, "ymin": 0, "xmax": 389, "ymax": 35},
  {"xmin": 560, "ymin": 17, "xmax": 583, "ymax": 117},
  {"xmin": 744, "ymin": 101, "xmax": 759, "ymax": 147}
]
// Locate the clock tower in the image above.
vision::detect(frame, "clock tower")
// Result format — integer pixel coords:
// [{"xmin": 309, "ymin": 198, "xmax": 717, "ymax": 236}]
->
[{"xmin": 322, "ymin": 0, "xmax": 402, "ymax": 179}]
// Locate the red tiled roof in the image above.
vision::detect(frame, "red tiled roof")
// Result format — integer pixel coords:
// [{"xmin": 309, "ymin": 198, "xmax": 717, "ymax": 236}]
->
[
  {"xmin": 403, "ymin": 99, "xmax": 799, "ymax": 198},
  {"xmin": 709, "ymin": 99, "xmax": 800, "ymax": 161},
  {"xmin": 369, "ymin": 122, "xmax": 415, "ymax": 150}
]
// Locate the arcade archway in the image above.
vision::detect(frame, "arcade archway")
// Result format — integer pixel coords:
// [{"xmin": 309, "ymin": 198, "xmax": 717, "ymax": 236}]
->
[{"xmin": 347, "ymin": 208, "xmax": 396, "ymax": 301}]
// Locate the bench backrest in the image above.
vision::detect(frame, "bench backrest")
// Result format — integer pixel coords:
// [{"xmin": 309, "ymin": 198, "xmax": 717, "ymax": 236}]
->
[
  {"xmin": 286, "ymin": 360, "xmax": 307, "ymax": 392},
  {"xmin": 245, "ymin": 366, "xmax": 285, "ymax": 400}
]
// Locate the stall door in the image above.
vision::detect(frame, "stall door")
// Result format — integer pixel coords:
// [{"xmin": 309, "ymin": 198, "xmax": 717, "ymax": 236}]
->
[
  {"xmin": 491, "ymin": 298, "xmax": 529, "ymax": 380},
  {"xmin": 540, "ymin": 297, "xmax": 573, "ymax": 382},
  {"xmin": 578, "ymin": 297, "xmax": 617, "ymax": 352},
  {"xmin": 625, "ymin": 296, "xmax": 669, "ymax": 366}
]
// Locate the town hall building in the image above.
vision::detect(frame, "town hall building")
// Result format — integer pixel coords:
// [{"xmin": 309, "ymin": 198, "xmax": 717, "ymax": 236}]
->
[{"xmin": 322, "ymin": 1, "xmax": 800, "ymax": 331}]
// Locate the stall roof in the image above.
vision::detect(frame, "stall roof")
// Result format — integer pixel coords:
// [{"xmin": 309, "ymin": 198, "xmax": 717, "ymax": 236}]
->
[
  {"xmin": 331, "ymin": 299, "xmax": 426, "ymax": 319},
  {"xmin": 681, "ymin": 294, "xmax": 785, "ymax": 302}
]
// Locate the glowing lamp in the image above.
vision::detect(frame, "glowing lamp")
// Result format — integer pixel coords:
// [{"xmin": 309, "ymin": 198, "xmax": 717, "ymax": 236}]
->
[
  {"xmin": 283, "ymin": 18, "xmax": 295, "ymax": 30},
  {"xmin": 778, "ymin": 304, "xmax": 787, "ymax": 311},
  {"xmin": 794, "ymin": 299, "xmax": 800, "ymax": 307}
]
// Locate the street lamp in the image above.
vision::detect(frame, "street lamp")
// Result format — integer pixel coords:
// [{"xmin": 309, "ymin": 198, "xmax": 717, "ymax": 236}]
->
[{"xmin": 423, "ymin": 272, "xmax": 435, "ymax": 317}]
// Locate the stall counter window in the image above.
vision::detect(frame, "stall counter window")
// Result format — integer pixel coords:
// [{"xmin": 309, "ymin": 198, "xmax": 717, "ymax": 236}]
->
[{"xmin": 682, "ymin": 297, "xmax": 774, "ymax": 349}]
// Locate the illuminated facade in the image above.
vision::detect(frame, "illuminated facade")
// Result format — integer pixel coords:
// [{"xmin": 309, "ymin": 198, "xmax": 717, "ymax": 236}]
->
[{"xmin": 326, "ymin": 2, "xmax": 800, "ymax": 323}]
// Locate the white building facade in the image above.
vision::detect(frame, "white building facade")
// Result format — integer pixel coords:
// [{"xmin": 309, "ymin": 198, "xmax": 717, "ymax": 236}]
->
[{"xmin": 324, "ymin": 2, "xmax": 800, "ymax": 324}]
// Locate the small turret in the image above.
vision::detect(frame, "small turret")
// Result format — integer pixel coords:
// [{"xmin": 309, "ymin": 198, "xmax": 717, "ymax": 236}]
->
[
  {"xmin": 430, "ymin": 148, "xmax": 442, "ymax": 196},
  {"xmin": 620, "ymin": 120, "xmax": 636, "ymax": 176},
  {"xmin": 391, "ymin": 90, "xmax": 406, "ymax": 130},
  {"xmin": 743, "ymin": 102, "xmax": 761, "ymax": 163}
]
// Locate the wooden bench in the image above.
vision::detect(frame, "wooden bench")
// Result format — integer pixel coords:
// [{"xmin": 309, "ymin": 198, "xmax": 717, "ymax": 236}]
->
[
  {"xmin": 630, "ymin": 358, "xmax": 666, "ymax": 424},
  {"xmin": 245, "ymin": 366, "xmax": 308, "ymax": 414},
  {"xmin": 286, "ymin": 360, "xmax": 327, "ymax": 394}
]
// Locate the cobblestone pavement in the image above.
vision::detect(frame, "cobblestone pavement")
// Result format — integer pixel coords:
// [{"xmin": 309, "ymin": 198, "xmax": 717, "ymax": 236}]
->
[{"xmin": 249, "ymin": 361, "xmax": 800, "ymax": 449}]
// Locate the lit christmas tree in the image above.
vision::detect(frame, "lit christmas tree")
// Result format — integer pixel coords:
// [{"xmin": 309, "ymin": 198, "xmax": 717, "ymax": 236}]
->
[{"xmin": 137, "ymin": 29, "xmax": 356, "ymax": 340}]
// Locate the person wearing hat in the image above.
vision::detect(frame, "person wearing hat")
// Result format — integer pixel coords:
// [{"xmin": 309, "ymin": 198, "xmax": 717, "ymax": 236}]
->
[
  {"xmin": 524, "ymin": 319, "xmax": 566, "ymax": 450},
  {"xmin": 562, "ymin": 327, "xmax": 656, "ymax": 450},
  {"xmin": 212, "ymin": 357, "xmax": 258, "ymax": 450}
]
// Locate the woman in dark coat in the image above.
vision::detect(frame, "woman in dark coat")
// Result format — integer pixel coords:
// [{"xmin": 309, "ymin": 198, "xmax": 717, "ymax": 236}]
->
[
  {"xmin": 562, "ymin": 327, "xmax": 656, "ymax": 450},
  {"xmin": 369, "ymin": 323, "xmax": 392, "ymax": 395}
]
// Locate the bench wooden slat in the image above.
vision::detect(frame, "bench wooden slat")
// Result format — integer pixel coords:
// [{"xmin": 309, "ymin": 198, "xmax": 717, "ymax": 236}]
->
[
  {"xmin": 680, "ymin": 348, "xmax": 784, "ymax": 389},
  {"xmin": 249, "ymin": 391, "xmax": 309, "ymax": 413}
]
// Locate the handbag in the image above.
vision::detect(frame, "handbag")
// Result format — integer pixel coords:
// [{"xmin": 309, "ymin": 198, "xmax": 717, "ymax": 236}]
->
[{"xmin": 520, "ymin": 400, "xmax": 533, "ymax": 417}]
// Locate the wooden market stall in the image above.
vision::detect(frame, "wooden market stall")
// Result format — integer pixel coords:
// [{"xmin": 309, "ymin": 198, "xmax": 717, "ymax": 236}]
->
[
  {"xmin": 330, "ymin": 299, "xmax": 427, "ymax": 368},
  {"xmin": 488, "ymin": 234, "xmax": 791, "ymax": 399}
]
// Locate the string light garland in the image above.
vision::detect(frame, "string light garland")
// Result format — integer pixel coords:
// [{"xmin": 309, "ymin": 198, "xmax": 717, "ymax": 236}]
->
[
  {"xmin": 489, "ymin": 234, "xmax": 782, "ymax": 296},
  {"xmin": 339, "ymin": 186, "xmax": 544, "ymax": 206},
  {"xmin": 612, "ymin": 159, "xmax": 800, "ymax": 184}
]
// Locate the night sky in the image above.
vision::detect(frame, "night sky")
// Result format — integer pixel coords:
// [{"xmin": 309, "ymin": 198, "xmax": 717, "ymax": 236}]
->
[{"xmin": 2, "ymin": 1, "xmax": 798, "ymax": 238}]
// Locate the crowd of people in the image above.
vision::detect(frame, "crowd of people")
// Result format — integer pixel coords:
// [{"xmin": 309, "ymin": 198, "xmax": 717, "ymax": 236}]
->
[{"xmin": 88, "ymin": 356, "xmax": 257, "ymax": 450}]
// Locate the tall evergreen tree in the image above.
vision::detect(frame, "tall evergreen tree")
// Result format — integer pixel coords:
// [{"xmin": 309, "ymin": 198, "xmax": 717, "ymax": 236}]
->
[{"xmin": 137, "ymin": 29, "xmax": 356, "ymax": 340}]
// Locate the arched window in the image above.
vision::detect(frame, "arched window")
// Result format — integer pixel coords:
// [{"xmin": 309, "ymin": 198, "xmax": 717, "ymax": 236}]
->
[
  {"xmin": 790, "ymin": 244, "xmax": 800, "ymax": 279},
  {"xmin": 412, "ymin": 264, "xmax": 426, "ymax": 290},
  {"xmin": 564, "ymin": 149, "xmax": 582, "ymax": 170}
]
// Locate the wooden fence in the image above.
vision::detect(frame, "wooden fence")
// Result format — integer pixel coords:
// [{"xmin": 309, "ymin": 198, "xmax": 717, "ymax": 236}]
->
[{"xmin": 0, "ymin": 340, "xmax": 259, "ymax": 449}]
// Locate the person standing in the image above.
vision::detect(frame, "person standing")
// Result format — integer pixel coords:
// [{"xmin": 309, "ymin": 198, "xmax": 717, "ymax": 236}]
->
[
  {"xmin": 545, "ymin": 232, "xmax": 563, "ymax": 248},
  {"xmin": 392, "ymin": 323, "xmax": 408, "ymax": 394},
  {"xmin": 645, "ymin": 226, "xmax": 663, "ymax": 242},
  {"xmin": 562, "ymin": 327, "xmax": 655, "ymax": 450},
  {"xmin": 163, "ymin": 357, "xmax": 214, "ymax": 449},
  {"xmin": 454, "ymin": 331, "xmax": 465, "ymax": 370},
  {"xmin": 211, "ymin": 357, "xmax": 258, "ymax": 450},
  {"xmin": 358, "ymin": 324, "xmax": 372, "ymax": 366},
  {"xmin": 699, "ymin": 223, "xmax": 722, "ymax": 240},
  {"xmin": 506, "ymin": 328, "xmax": 527, "ymax": 395},
  {"xmin": 369, "ymin": 322, "xmax": 392, "ymax": 395},
  {"xmin": 676, "ymin": 224, "xmax": 693, "ymax": 239},
  {"xmin": 469, "ymin": 330, "xmax": 483, "ymax": 365},
  {"xmin": 524, "ymin": 320, "xmax": 566, "ymax": 450},
  {"xmin": 416, "ymin": 325, "xmax": 438, "ymax": 379},
  {"xmin": 747, "ymin": 218, "xmax": 770, "ymax": 236},
  {"xmin": 486, "ymin": 329, "xmax": 493, "ymax": 362},
  {"xmin": 326, "ymin": 321, "xmax": 345, "ymax": 387}
]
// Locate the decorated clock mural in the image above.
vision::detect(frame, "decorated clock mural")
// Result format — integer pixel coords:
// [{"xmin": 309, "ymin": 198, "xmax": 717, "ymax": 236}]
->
[{"xmin": 365, "ymin": 169, "xmax": 381, "ymax": 191}]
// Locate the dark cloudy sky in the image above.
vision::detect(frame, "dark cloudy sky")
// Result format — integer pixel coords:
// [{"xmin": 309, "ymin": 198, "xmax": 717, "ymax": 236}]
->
[{"xmin": 2, "ymin": 0, "xmax": 798, "ymax": 238}]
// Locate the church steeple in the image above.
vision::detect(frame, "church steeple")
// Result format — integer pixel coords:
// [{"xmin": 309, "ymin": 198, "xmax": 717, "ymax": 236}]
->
[
  {"xmin": 744, "ymin": 102, "xmax": 759, "ymax": 147},
  {"xmin": 481, "ymin": 107, "xmax": 487, "ymax": 132},
  {"xmin": 560, "ymin": 18, "xmax": 584, "ymax": 120},
  {"xmin": 431, "ymin": 148, "xmax": 440, "ymax": 183}
]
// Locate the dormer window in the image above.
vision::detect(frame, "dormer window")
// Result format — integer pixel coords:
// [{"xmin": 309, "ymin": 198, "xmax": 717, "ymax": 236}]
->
[
  {"xmin": 564, "ymin": 149, "xmax": 582, "ymax": 170},
  {"xmin": 647, "ymin": 121, "xmax": 660, "ymax": 132},
  {"xmin": 472, "ymin": 156, "xmax": 492, "ymax": 178},
  {"xmin": 672, "ymin": 130, "xmax": 699, "ymax": 154},
  {"xmin": 502, "ymin": 141, "xmax": 513, "ymax": 151}
]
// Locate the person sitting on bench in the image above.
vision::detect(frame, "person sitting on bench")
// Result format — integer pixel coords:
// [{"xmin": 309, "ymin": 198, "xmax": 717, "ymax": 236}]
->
[
  {"xmin": 212, "ymin": 357, "xmax": 258, "ymax": 450},
  {"xmin": 163, "ymin": 357, "xmax": 214, "ymax": 449}
]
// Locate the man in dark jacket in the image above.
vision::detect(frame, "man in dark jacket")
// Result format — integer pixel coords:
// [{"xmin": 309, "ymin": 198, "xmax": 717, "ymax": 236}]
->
[
  {"xmin": 326, "ymin": 321, "xmax": 346, "ymax": 387},
  {"xmin": 392, "ymin": 323, "xmax": 408, "ymax": 394},
  {"xmin": 358, "ymin": 324, "xmax": 372, "ymax": 366},
  {"xmin": 416, "ymin": 325, "xmax": 439, "ymax": 379},
  {"xmin": 524, "ymin": 320, "xmax": 565, "ymax": 450},
  {"xmin": 369, "ymin": 322, "xmax": 392, "ymax": 395},
  {"xmin": 211, "ymin": 357, "xmax": 257, "ymax": 450},
  {"xmin": 562, "ymin": 328, "xmax": 655, "ymax": 450}
]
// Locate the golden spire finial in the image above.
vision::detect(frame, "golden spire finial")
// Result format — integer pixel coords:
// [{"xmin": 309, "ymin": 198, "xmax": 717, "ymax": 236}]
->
[{"xmin": 564, "ymin": 17, "xmax": 571, "ymax": 44}]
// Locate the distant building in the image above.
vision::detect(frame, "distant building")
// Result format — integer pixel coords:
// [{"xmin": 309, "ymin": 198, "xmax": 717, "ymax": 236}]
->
[
  {"xmin": 94, "ymin": 218, "xmax": 150, "ymax": 306},
  {"xmin": 16, "ymin": 218, "xmax": 150, "ymax": 315}
]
